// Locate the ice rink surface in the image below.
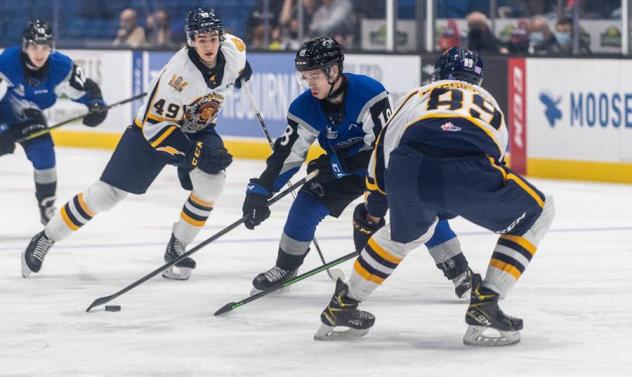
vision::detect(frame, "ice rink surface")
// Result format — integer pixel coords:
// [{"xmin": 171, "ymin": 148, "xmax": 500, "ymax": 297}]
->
[{"xmin": 1, "ymin": 147, "xmax": 631, "ymax": 377}]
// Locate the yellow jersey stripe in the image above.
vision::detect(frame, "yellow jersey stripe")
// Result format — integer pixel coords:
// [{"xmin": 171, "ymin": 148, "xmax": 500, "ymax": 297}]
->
[
  {"xmin": 490, "ymin": 258, "xmax": 522, "ymax": 279},
  {"xmin": 150, "ymin": 125, "xmax": 177, "ymax": 148},
  {"xmin": 180, "ymin": 210, "xmax": 206, "ymax": 227},
  {"xmin": 60, "ymin": 206, "xmax": 79, "ymax": 231},
  {"xmin": 500, "ymin": 234, "xmax": 537, "ymax": 255},
  {"xmin": 507, "ymin": 173, "xmax": 545, "ymax": 208},
  {"xmin": 190, "ymin": 193, "xmax": 214, "ymax": 209},
  {"xmin": 134, "ymin": 118, "xmax": 143, "ymax": 129},
  {"xmin": 487, "ymin": 156, "xmax": 507, "ymax": 181},
  {"xmin": 353, "ymin": 260, "xmax": 385, "ymax": 284},
  {"xmin": 77, "ymin": 193, "xmax": 95, "ymax": 218},
  {"xmin": 367, "ymin": 238, "xmax": 402, "ymax": 265},
  {"xmin": 147, "ymin": 112, "xmax": 172, "ymax": 123}
]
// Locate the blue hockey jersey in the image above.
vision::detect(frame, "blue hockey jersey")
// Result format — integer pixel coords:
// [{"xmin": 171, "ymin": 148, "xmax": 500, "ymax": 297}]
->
[
  {"xmin": 258, "ymin": 73, "xmax": 392, "ymax": 192},
  {"xmin": 0, "ymin": 46, "xmax": 94, "ymax": 123}
]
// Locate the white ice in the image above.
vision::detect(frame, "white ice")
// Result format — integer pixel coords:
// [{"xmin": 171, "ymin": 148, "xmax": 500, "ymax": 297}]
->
[{"xmin": 1, "ymin": 147, "xmax": 631, "ymax": 377}]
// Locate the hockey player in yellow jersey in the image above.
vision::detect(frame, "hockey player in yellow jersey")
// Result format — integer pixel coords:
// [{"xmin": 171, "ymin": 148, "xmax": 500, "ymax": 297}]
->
[
  {"xmin": 314, "ymin": 47, "xmax": 555, "ymax": 346},
  {"xmin": 21, "ymin": 8, "xmax": 252, "ymax": 280}
]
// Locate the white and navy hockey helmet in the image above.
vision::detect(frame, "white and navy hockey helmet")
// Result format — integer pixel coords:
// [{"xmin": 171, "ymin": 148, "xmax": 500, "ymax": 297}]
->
[{"xmin": 185, "ymin": 8, "xmax": 225, "ymax": 47}]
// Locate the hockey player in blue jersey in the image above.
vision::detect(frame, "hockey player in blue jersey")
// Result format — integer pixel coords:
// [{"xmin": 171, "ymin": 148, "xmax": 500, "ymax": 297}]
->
[
  {"xmin": 242, "ymin": 37, "xmax": 473, "ymax": 297},
  {"xmin": 314, "ymin": 48, "xmax": 555, "ymax": 346},
  {"xmin": 0, "ymin": 20, "xmax": 108, "ymax": 224}
]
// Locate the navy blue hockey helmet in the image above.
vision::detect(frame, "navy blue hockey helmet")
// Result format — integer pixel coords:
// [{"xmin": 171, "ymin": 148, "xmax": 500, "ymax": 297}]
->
[
  {"xmin": 185, "ymin": 8, "xmax": 225, "ymax": 47},
  {"xmin": 295, "ymin": 37, "xmax": 344, "ymax": 73},
  {"xmin": 432, "ymin": 47, "xmax": 484, "ymax": 85},
  {"xmin": 23, "ymin": 20, "xmax": 54, "ymax": 48}
]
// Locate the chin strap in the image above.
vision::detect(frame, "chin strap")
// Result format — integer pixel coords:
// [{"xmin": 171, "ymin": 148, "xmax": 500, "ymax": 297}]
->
[{"xmin": 325, "ymin": 72, "xmax": 346, "ymax": 101}]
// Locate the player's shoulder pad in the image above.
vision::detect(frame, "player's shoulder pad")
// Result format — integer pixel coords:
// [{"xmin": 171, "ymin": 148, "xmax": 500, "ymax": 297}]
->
[
  {"xmin": 221, "ymin": 33, "xmax": 247, "ymax": 68},
  {"xmin": 288, "ymin": 89, "xmax": 320, "ymax": 122},
  {"xmin": 0, "ymin": 46, "xmax": 23, "ymax": 85},
  {"xmin": 47, "ymin": 50, "xmax": 74, "ymax": 85},
  {"xmin": 345, "ymin": 73, "xmax": 387, "ymax": 99},
  {"xmin": 163, "ymin": 47, "xmax": 201, "ymax": 96}
]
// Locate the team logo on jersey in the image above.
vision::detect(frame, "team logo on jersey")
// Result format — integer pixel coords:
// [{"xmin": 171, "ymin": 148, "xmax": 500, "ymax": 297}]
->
[
  {"xmin": 169, "ymin": 74, "xmax": 189, "ymax": 92},
  {"xmin": 182, "ymin": 92, "xmax": 224, "ymax": 131},
  {"xmin": 231, "ymin": 37, "xmax": 246, "ymax": 52},
  {"xmin": 326, "ymin": 126, "xmax": 338, "ymax": 139},
  {"xmin": 441, "ymin": 121, "xmax": 462, "ymax": 132}
]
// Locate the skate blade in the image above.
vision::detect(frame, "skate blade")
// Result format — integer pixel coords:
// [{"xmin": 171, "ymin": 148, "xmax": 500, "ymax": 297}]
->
[
  {"xmin": 313, "ymin": 324, "xmax": 370, "ymax": 341},
  {"xmin": 161, "ymin": 266, "xmax": 192, "ymax": 280},
  {"xmin": 249, "ymin": 285, "xmax": 291, "ymax": 297},
  {"xmin": 21, "ymin": 251, "xmax": 33, "ymax": 278},
  {"xmin": 463, "ymin": 325, "xmax": 521, "ymax": 347}
]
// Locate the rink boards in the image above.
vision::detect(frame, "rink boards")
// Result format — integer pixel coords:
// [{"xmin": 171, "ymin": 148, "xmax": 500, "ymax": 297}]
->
[{"xmin": 40, "ymin": 49, "xmax": 632, "ymax": 183}]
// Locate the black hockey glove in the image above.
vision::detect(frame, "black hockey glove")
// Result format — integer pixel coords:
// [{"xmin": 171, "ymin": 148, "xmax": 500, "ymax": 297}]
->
[
  {"xmin": 186, "ymin": 141, "xmax": 233, "ymax": 175},
  {"xmin": 234, "ymin": 60, "xmax": 253, "ymax": 89},
  {"xmin": 242, "ymin": 179, "xmax": 271, "ymax": 230},
  {"xmin": 307, "ymin": 154, "xmax": 336, "ymax": 183},
  {"xmin": 83, "ymin": 99, "xmax": 108, "ymax": 127},
  {"xmin": 352, "ymin": 202, "xmax": 385, "ymax": 251},
  {"xmin": 0, "ymin": 109, "xmax": 48, "ymax": 155}
]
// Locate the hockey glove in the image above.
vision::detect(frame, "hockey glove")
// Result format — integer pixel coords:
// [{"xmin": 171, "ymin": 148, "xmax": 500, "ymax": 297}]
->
[
  {"xmin": 0, "ymin": 128, "xmax": 16, "ymax": 156},
  {"xmin": 0, "ymin": 109, "xmax": 48, "ymax": 155},
  {"xmin": 307, "ymin": 154, "xmax": 337, "ymax": 184},
  {"xmin": 187, "ymin": 141, "xmax": 233, "ymax": 175},
  {"xmin": 352, "ymin": 202, "xmax": 385, "ymax": 251},
  {"xmin": 242, "ymin": 179, "xmax": 271, "ymax": 230},
  {"xmin": 83, "ymin": 99, "xmax": 108, "ymax": 127},
  {"xmin": 234, "ymin": 60, "xmax": 253, "ymax": 89}
]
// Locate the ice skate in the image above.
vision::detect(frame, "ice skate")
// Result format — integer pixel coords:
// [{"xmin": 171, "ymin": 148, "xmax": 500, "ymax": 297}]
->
[
  {"xmin": 162, "ymin": 234, "xmax": 196, "ymax": 280},
  {"xmin": 38, "ymin": 201, "xmax": 57, "ymax": 226},
  {"xmin": 314, "ymin": 279, "xmax": 375, "ymax": 341},
  {"xmin": 251, "ymin": 265, "xmax": 297, "ymax": 295},
  {"xmin": 21, "ymin": 231, "xmax": 55, "ymax": 277},
  {"xmin": 452, "ymin": 267, "xmax": 473, "ymax": 299},
  {"xmin": 463, "ymin": 274, "xmax": 523, "ymax": 346}
]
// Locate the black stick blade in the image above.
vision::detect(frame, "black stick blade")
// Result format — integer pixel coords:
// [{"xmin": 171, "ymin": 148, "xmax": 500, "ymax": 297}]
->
[
  {"xmin": 214, "ymin": 302, "xmax": 240, "ymax": 316},
  {"xmin": 86, "ymin": 296, "xmax": 112, "ymax": 312}
]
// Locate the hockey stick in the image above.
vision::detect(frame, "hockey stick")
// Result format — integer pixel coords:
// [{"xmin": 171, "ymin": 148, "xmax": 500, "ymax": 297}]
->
[
  {"xmin": 85, "ymin": 169, "xmax": 319, "ymax": 312},
  {"xmin": 15, "ymin": 92, "xmax": 147, "ymax": 143},
  {"xmin": 242, "ymin": 79, "xmax": 344, "ymax": 282},
  {"xmin": 214, "ymin": 250, "xmax": 359, "ymax": 315}
]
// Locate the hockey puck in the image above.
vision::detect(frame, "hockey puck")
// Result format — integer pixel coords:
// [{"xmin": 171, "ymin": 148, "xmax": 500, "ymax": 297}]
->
[{"xmin": 105, "ymin": 305, "xmax": 121, "ymax": 312}]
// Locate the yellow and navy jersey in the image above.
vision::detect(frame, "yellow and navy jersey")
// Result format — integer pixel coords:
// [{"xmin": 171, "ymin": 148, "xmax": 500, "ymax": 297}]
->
[
  {"xmin": 134, "ymin": 34, "xmax": 247, "ymax": 150},
  {"xmin": 365, "ymin": 80, "xmax": 507, "ymax": 216}
]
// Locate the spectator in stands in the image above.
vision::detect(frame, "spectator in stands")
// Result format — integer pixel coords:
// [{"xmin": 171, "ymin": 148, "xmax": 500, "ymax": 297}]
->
[
  {"xmin": 308, "ymin": 0, "xmax": 354, "ymax": 47},
  {"xmin": 277, "ymin": 0, "xmax": 319, "ymax": 50},
  {"xmin": 505, "ymin": 18, "xmax": 530, "ymax": 53},
  {"xmin": 247, "ymin": 0, "xmax": 286, "ymax": 49},
  {"xmin": 527, "ymin": 15, "xmax": 560, "ymax": 55},
  {"xmin": 554, "ymin": 17, "xmax": 591, "ymax": 55},
  {"xmin": 466, "ymin": 11, "xmax": 507, "ymax": 54},
  {"xmin": 438, "ymin": 19, "xmax": 462, "ymax": 52},
  {"xmin": 145, "ymin": 9, "xmax": 174, "ymax": 48},
  {"xmin": 113, "ymin": 8, "xmax": 145, "ymax": 48}
]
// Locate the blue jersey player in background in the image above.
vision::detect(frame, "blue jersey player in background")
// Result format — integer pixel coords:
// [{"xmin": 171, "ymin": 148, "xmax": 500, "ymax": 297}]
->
[
  {"xmin": 241, "ymin": 37, "xmax": 473, "ymax": 297},
  {"xmin": 0, "ymin": 20, "xmax": 108, "ymax": 224}
]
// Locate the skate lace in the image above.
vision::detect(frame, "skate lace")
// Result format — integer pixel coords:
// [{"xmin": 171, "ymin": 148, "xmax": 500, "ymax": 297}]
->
[
  {"xmin": 264, "ymin": 266, "xmax": 289, "ymax": 283},
  {"xmin": 171, "ymin": 238, "xmax": 186, "ymax": 256},
  {"xmin": 33, "ymin": 235, "xmax": 54, "ymax": 262}
]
